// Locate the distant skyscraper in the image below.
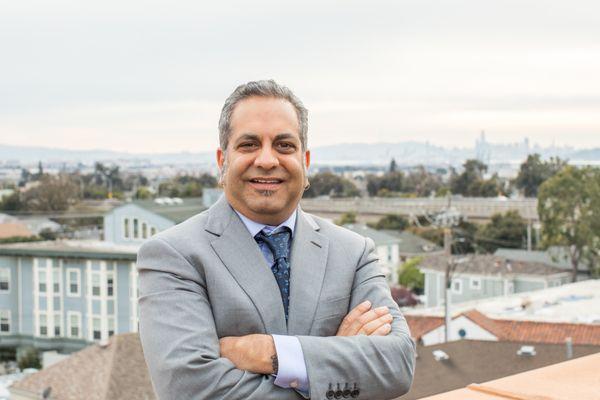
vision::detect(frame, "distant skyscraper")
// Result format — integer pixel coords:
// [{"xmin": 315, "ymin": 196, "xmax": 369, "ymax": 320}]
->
[{"xmin": 475, "ymin": 130, "xmax": 491, "ymax": 164}]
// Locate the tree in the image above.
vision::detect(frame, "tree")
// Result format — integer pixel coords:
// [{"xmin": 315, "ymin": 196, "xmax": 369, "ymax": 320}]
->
[
  {"xmin": 403, "ymin": 166, "xmax": 445, "ymax": 197},
  {"xmin": 366, "ymin": 171, "xmax": 404, "ymax": 196},
  {"xmin": 369, "ymin": 214, "xmax": 409, "ymax": 231},
  {"xmin": 514, "ymin": 154, "xmax": 566, "ymax": 197},
  {"xmin": 450, "ymin": 159, "xmax": 502, "ymax": 197},
  {"xmin": 336, "ymin": 212, "xmax": 357, "ymax": 225},
  {"xmin": 304, "ymin": 172, "xmax": 360, "ymax": 198},
  {"xmin": 18, "ymin": 347, "xmax": 41, "ymax": 370},
  {"xmin": 389, "ymin": 158, "xmax": 397, "ymax": 173},
  {"xmin": 21, "ymin": 174, "xmax": 79, "ymax": 211},
  {"xmin": 476, "ymin": 211, "xmax": 527, "ymax": 253},
  {"xmin": 538, "ymin": 166, "xmax": 600, "ymax": 281},
  {"xmin": 0, "ymin": 192, "xmax": 23, "ymax": 211},
  {"xmin": 398, "ymin": 257, "xmax": 424, "ymax": 294}
]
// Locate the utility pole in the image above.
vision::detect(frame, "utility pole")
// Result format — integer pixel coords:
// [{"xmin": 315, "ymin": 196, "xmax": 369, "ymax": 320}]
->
[
  {"xmin": 527, "ymin": 220, "xmax": 532, "ymax": 252},
  {"xmin": 444, "ymin": 227, "xmax": 452, "ymax": 343}
]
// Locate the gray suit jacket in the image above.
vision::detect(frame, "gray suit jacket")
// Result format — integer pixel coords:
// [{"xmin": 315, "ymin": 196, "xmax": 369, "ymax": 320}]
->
[{"xmin": 137, "ymin": 196, "xmax": 416, "ymax": 400}]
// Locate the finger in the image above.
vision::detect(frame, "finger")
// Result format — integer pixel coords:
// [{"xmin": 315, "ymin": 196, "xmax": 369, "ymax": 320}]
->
[
  {"xmin": 348, "ymin": 306, "xmax": 389, "ymax": 335},
  {"xmin": 369, "ymin": 323, "xmax": 392, "ymax": 336},
  {"xmin": 360, "ymin": 312, "xmax": 393, "ymax": 335},
  {"xmin": 337, "ymin": 301, "xmax": 371, "ymax": 334}
]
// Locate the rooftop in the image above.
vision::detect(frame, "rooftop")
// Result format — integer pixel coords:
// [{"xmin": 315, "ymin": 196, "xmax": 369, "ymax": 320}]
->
[
  {"xmin": 420, "ymin": 254, "xmax": 568, "ymax": 277},
  {"xmin": 0, "ymin": 240, "xmax": 138, "ymax": 260},
  {"xmin": 406, "ymin": 309, "xmax": 600, "ymax": 346},
  {"xmin": 397, "ymin": 340, "xmax": 600, "ymax": 400},
  {"xmin": 417, "ymin": 352, "xmax": 600, "ymax": 400},
  {"xmin": 382, "ymin": 230, "xmax": 443, "ymax": 254},
  {"xmin": 405, "ymin": 279, "xmax": 600, "ymax": 324},
  {"xmin": 10, "ymin": 333, "xmax": 155, "ymax": 400},
  {"xmin": 343, "ymin": 224, "xmax": 400, "ymax": 246},
  {"xmin": 495, "ymin": 247, "xmax": 589, "ymax": 271},
  {"xmin": 130, "ymin": 196, "xmax": 206, "ymax": 223}
]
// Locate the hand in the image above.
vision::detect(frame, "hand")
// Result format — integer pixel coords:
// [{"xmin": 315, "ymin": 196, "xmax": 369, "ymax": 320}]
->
[
  {"xmin": 336, "ymin": 300, "xmax": 393, "ymax": 336},
  {"xmin": 219, "ymin": 334, "xmax": 277, "ymax": 374}
]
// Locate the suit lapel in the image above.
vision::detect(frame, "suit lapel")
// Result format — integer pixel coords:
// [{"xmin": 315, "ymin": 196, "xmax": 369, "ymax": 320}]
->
[
  {"xmin": 206, "ymin": 197, "xmax": 287, "ymax": 335},
  {"xmin": 287, "ymin": 209, "xmax": 329, "ymax": 335}
]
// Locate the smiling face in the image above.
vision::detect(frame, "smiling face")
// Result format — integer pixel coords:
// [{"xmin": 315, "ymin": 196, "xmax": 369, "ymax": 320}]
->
[{"xmin": 217, "ymin": 96, "xmax": 310, "ymax": 225}]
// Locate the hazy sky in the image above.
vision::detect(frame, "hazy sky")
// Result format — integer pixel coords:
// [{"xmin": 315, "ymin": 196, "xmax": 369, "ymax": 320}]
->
[{"xmin": 1, "ymin": 0, "xmax": 599, "ymax": 153}]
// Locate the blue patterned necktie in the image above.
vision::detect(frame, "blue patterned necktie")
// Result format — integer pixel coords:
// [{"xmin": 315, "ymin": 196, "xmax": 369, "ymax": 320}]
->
[{"xmin": 255, "ymin": 228, "xmax": 292, "ymax": 321}]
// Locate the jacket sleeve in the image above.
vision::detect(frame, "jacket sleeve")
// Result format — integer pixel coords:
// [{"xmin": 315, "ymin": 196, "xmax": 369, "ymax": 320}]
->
[
  {"xmin": 296, "ymin": 237, "xmax": 417, "ymax": 400},
  {"xmin": 137, "ymin": 237, "xmax": 304, "ymax": 400}
]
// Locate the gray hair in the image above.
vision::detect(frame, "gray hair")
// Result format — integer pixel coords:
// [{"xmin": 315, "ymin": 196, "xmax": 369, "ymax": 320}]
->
[{"xmin": 218, "ymin": 79, "xmax": 308, "ymax": 152}]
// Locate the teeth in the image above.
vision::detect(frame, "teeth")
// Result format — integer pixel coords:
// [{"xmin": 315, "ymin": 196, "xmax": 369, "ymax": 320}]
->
[{"xmin": 252, "ymin": 179, "xmax": 281, "ymax": 183}]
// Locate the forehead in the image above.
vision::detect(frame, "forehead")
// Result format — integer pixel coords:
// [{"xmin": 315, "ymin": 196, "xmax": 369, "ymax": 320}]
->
[{"xmin": 229, "ymin": 96, "xmax": 300, "ymax": 141}]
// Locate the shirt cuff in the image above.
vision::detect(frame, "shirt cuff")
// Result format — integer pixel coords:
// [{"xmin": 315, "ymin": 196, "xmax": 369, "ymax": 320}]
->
[{"xmin": 271, "ymin": 335, "xmax": 310, "ymax": 394}]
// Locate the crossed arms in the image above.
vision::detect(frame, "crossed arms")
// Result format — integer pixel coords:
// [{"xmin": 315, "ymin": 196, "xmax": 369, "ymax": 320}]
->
[{"xmin": 137, "ymin": 236, "xmax": 416, "ymax": 400}]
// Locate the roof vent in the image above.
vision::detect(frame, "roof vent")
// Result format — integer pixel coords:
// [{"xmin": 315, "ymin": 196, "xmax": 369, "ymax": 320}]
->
[
  {"xmin": 517, "ymin": 345, "xmax": 536, "ymax": 356},
  {"xmin": 432, "ymin": 350, "xmax": 449, "ymax": 361}
]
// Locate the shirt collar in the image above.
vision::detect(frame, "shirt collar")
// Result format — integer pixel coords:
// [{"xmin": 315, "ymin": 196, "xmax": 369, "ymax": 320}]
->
[{"xmin": 233, "ymin": 207, "xmax": 297, "ymax": 238}]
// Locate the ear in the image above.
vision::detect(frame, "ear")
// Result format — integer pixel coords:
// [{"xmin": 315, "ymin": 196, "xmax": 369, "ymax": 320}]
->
[
  {"xmin": 304, "ymin": 150, "xmax": 311, "ymax": 169},
  {"xmin": 216, "ymin": 148, "xmax": 224, "ymax": 169}
]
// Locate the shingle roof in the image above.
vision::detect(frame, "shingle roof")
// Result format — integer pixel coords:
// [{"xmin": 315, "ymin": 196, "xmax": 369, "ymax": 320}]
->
[
  {"xmin": 131, "ymin": 197, "xmax": 206, "ymax": 223},
  {"xmin": 406, "ymin": 309, "xmax": 600, "ymax": 346},
  {"xmin": 420, "ymin": 254, "xmax": 567, "ymax": 276},
  {"xmin": 495, "ymin": 247, "xmax": 589, "ymax": 272},
  {"xmin": 382, "ymin": 230, "xmax": 443, "ymax": 254},
  {"xmin": 11, "ymin": 333, "xmax": 156, "ymax": 400},
  {"xmin": 343, "ymin": 224, "xmax": 400, "ymax": 246},
  {"xmin": 397, "ymin": 341, "xmax": 600, "ymax": 400}
]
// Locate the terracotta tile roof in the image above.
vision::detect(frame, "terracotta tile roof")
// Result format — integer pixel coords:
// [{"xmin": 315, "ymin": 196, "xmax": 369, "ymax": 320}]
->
[
  {"xmin": 11, "ymin": 333, "xmax": 156, "ymax": 400},
  {"xmin": 405, "ymin": 315, "xmax": 444, "ymax": 339},
  {"xmin": 406, "ymin": 309, "xmax": 600, "ymax": 345}
]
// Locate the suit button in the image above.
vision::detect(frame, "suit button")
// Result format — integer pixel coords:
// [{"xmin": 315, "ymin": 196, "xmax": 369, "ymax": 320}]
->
[
  {"xmin": 326, "ymin": 383, "xmax": 335, "ymax": 399},
  {"xmin": 342, "ymin": 383, "xmax": 351, "ymax": 398},
  {"xmin": 334, "ymin": 383, "xmax": 343, "ymax": 399},
  {"xmin": 351, "ymin": 383, "xmax": 360, "ymax": 398}
]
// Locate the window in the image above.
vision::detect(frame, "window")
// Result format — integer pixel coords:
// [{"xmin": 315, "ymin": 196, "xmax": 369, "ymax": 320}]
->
[
  {"xmin": 0, "ymin": 310, "xmax": 10, "ymax": 333},
  {"xmin": 53, "ymin": 267, "xmax": 61, "ymax": 294},
  {"xmin": 93, "ymin": 317, "xmax": 101, "ymax": 340},
  {"xmin": 470, "ymin": 277, "xmax": 482, "ymax": 290},
  {"xmin": 0, "ymin": 269, "xmax": 10, "ymax": 292},
  {"xmin": 108, "ymin": 317, "xmax": 115, "ymax": 337},
  {"xmin": 39, "ymin": 313, "xmax": 48, "ymax": 336},
  {"xmin": 69, "ymin": 313, "xmax": 81, "ymax": 338},
  {"xmin": 451, "ymin": 279, "xmax": 463, "ymax": 294},
  {"xmin": 150, "ymin": 227, "xmax": 157, "ymax": 236},
  {"xmin": 92, "ymin": 272, "xmax": 101, "ymax": 297},
  {"xmin": 54, "ymin": 313, "xmax": 61, "ymax": 336},
  {"xmin": 38, "ymin": 269, "xmax": 47, "ymax": 293},
  {"xmin": 107, "ymin": 272, "xmax": 114, "ymax": 297},
  {"xmin": 123, "ymin": 218, "xmax": 130, "ymax": 239},
  {"xmin": 133, "ymin": 218, "xmax": 139, "ymax": 239},
  {"xmin": 387, "ymin": 245, "xmax": 393, "ymax": 262},
  {"xmin": 67, "ymin": 269, "xmax": 80, "ymax": 296},
  {"xmin": 142, "ymin": 222, "xmax": 148, "ymax": 239}
]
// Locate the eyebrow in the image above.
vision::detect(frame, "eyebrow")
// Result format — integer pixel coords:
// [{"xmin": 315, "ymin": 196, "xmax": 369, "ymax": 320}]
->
[{"xmin": 234, "ymin": 133, "xmax": 300, "ymax": 144}]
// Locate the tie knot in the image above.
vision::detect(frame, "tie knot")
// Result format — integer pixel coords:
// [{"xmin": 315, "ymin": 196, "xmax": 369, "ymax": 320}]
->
[{"xmin": 255, "ymin": 228, "xmax": 291, "ymax": 261}]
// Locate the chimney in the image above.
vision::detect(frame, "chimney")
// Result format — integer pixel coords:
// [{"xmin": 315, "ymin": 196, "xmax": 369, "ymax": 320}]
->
[{"xmin": 566, "ymin": 337, "xmax": 573, "ymax": 359}]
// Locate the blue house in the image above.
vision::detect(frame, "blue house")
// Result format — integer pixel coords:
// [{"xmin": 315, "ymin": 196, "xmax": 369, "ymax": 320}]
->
[{"xmin": 0, "ymin": 197, "xmax": 207, "ymax": 355}]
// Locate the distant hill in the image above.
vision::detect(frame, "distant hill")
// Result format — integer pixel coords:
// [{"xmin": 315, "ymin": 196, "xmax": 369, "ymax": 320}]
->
[{"xmin": 1, "ymin": 142, "xmax": 599, "ymax": 167}]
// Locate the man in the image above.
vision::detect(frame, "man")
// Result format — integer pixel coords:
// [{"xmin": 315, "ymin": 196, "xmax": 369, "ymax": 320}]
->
[{"xmin": 137, "ymin": 80, "xmax": 416, "ymax": 400}]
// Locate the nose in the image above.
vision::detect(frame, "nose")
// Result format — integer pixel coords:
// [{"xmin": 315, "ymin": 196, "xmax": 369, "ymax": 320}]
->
[{"xmin": 254, "ymin": 145, "xmax": 279, "ymax": 170}]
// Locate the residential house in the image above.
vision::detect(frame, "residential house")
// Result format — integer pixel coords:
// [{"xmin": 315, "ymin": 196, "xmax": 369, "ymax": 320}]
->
[
  {"xmin": 495, "ymin": 247, "xmax": 590, "ymax": 278},
  {"xmin": 382, "ymin": 230, "xmax": 444, "ymax": 262},
  {"xmin": 420, "ymin": 254, "xmax": 570, "ymax": 307},
  {"xmin": 343, "ymin": 224, "xmax": 401, "ymax": 283}
]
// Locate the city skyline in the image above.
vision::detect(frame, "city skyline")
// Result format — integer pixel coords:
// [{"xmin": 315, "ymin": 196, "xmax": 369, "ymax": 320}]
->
[{"xmin": 2, "ymin": 0, "xmax": 599, "ymax": 152}]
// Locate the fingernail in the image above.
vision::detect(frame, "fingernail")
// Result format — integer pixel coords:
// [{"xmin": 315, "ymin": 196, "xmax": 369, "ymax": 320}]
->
[
  {"xmin": 385, "ymin": 323, "xmax": 391, "ymax": 330},
  {"xmin": 362, "ymin": 300, "xmax": 371, "ymax": 308},
  {"xmin": 375, "ymin": 306, "xmax": 389, "ymax": 312}
]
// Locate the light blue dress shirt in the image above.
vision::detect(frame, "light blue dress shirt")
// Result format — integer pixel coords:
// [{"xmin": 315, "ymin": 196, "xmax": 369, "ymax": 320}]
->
[{"xmin": 234, "ymin": 209, "xmax": 310, "ymax": 395}]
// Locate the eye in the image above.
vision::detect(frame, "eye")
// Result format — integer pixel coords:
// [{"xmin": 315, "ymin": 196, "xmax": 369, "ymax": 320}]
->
[
  {"xmin": 276, "ymin": 142, "xmax": 296, "ymax": 152},
  {"xmin": 238, "ymin": 142, "xmax": 258, "ymax": 150}
]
